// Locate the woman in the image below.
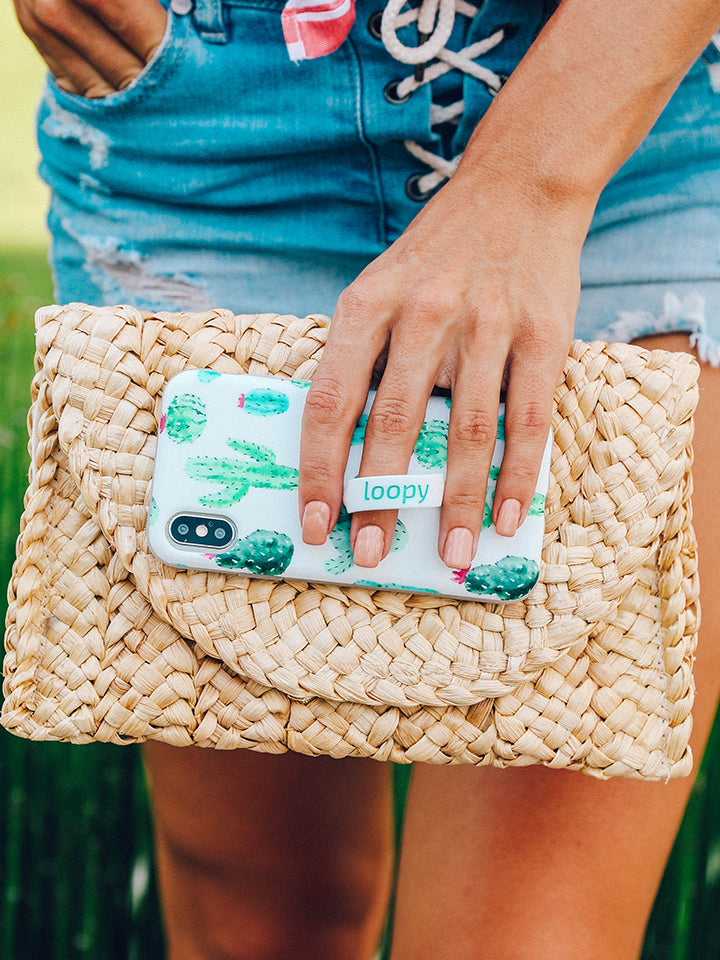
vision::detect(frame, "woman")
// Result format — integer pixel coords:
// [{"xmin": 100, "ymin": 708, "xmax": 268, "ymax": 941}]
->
[{"xmin": 14, "ymin": 0, "xmax": 720, "ymax": 956}]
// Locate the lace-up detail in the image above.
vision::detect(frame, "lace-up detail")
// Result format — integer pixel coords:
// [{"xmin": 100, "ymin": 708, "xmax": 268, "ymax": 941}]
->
[{"xmin": 380, "ymin": 0, "xmax": 515, "ymax": 198}]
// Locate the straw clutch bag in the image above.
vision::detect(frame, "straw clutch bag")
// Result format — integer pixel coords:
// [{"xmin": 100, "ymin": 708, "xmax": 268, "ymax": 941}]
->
[{"xmin": 1, "ymin": 304, "xmax": 700, "ymax": 780}]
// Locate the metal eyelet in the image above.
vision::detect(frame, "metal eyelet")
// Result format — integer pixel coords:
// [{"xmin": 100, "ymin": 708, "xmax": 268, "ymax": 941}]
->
[
  {"xmin": 405, "ymin": 173, "xmax": 435, "ymax": 203},
  {"xmin": 494, "ymin": 21, "xmax": 519, "ymax": 40},
  {"xmin": 384, "ymin": 79, "xmax": 413, "ymax": 105},
  {"xmin": 367, "ymin": 10, "xmax": 383, "ymax": 40}
]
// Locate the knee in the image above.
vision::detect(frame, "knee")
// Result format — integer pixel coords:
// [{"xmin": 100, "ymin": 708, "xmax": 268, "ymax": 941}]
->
[{"xmin": 155, "ymin": 821, "xmax": 392, "ymax": 960}]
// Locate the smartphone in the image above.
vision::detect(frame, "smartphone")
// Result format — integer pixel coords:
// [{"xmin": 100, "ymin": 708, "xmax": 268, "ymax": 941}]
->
[{"xmin": 148, "ymin": 371, "xmax": 552, "ymax": 601}]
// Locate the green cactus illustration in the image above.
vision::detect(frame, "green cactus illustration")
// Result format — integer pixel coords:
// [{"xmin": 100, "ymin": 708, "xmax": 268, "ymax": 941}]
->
[
  {"xmin": 482, "ymin": 466, "xmax": 500, "ymax": 529},
  {"xmin": 411, "ymin": 415, "xmax": 505, "ymax": 470},
  {"xmin": 290, "ymin": 379, "xmax": 311, "ymax": 389},
  {"xmin": 414, "ymin": 420, "xmax": 448, "ymax": 469},
  {"xmin": 482, "ymin": 502, "xmax": 493, "ymax": 530},
  {"xmin": 324, "ymin": 506, "xmax": 409, "ymax": 576},
  {"xmin": 186, "ymin": 439, "xmax": 298, "ymax": 508},
  {"xmin": 478, "ymin": 470, "xmax": 543, "ymax": 530},
  {"xmin": 351, "ymin": 414, "xmax": 368, "ymax": 445},
  {"xmin": 197, "ymin": 370, "xmax": 221, "ymax": 383},
  {"xmin": 238, "ymin": 388, "xmax": 289, "ymax": 416},
  {"xmin": 527, "ymin": 492, "xmax": 546, "ymax": 516},
  {"xmin": 149, "ymin": 497, "xmax": 158, "ymax": 526},
  {"xmin": 462, "ymin": 556, "xmax": 539, "ymax": 601},
  {"xmin": 350, "ymin": 413, "xmax": 503, "ymax": 461},
  {"xmin": 355, "ymin": 580, "xmax": 440, "ymax": 594},
  {"xmin": 165, "ymin": 393, "xmax": 207, "ymax": 444},
  {"xmin": 215, "ymin": 529, "xmax": 294, "ymax": 576}
]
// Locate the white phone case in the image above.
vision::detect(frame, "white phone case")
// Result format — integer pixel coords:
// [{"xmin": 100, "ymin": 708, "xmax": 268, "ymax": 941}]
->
[{"xmin": 148, "ymin": 371, "xmax": 552, "ymax": 601}]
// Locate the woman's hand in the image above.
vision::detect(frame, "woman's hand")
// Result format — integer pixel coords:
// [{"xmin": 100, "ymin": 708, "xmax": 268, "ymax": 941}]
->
[
  {"xmin": 298, "ymin": 162, "xmax": 593, "ymax": 569},
  {"xmin": 14, "ymin": 0, "xmax": 167, "ymax": 98},
  {"xmin": 299, "ymin": 0, "xmax": 720, "ymax": 571}
]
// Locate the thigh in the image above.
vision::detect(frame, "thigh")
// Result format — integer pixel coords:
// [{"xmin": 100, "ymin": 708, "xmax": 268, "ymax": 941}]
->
[
  {"xmin": 575, "ymin": 50, "xmax": 720, "ymax": 358},
  {"xmin": 143, "ymin": 743, "xmax": 394, "ymax": 960},
  {"xmin": 391, "ymin": 341, "xmax": 720, "ymax": 960}
]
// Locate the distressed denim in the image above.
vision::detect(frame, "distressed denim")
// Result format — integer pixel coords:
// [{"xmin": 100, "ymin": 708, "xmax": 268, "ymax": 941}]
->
[{"xmin": 37, "ymin": 0, "xmax": 720, "ymax": 363}]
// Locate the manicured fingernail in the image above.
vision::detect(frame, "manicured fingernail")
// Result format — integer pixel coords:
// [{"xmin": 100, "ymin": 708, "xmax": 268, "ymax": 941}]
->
[
  {"xmin": 301, "ymin": 501, "xmax": 331, "ymax": 544},
  {"xmin": 495, "ymin": 498, "xmax": 521, "ymax": 537},
  {"xmin": 443, "ymin": 527, "xmax": 474, "ymax": 569},
  {"xmin": 353, "ymin": 526, "xmax": 385, "ymax": 568}
]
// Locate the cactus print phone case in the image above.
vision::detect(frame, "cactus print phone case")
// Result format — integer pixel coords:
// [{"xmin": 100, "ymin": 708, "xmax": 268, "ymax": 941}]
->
[{"xmin": 148, "ymin": 371, "xmax": 552, "ymax": 601}]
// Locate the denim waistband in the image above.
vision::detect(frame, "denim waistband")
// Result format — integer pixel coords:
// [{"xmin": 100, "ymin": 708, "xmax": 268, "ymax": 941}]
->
[{"xmin": 169, "ymin": 0, "xmax": 229, "ymax": 42}]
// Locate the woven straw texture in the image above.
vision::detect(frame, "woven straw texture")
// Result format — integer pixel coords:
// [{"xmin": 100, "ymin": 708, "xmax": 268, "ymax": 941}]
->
[{"xmin": 2, "ymin": 304, "xmax": 700, "ymax": 779}]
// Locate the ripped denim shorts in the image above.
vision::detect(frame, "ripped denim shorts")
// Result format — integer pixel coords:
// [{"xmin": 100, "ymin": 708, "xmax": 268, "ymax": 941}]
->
[{"xmin": 38, "ymin": 0, "xmax": 720, "ymax": 364}]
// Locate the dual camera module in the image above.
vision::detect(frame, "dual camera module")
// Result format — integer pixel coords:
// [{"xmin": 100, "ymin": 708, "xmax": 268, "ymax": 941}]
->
[{"xmin": 169, "ymin": 515, "xmax": 236, "ymax": 549}]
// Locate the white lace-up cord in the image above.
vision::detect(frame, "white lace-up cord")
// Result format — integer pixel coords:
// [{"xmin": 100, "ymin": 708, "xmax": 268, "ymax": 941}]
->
[{"xmin": 381, "ymin": 0, "xmax": 508, "ymax": 196}]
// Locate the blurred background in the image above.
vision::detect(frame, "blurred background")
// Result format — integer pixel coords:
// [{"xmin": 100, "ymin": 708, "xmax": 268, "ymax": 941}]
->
[
  {"xmin": 2, "ymin": 5, "xmax": 720, "ymax": 957},
  {"xmin": 0, "ymin": 5, "xmax": 164, "ymax": 956}
]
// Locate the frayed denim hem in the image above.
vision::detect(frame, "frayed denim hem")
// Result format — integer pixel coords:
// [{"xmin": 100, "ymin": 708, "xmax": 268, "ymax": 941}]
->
[{"xmin": 587, "ymin": 291, "xmax": 720, "ymax": 368}]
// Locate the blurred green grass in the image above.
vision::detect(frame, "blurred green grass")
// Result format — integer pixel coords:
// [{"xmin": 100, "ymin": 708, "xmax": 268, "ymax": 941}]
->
[
  {"xmin": 2, "ymin": 6, "xmax": 720, "ymax": 960},
  {"xmin": 0, "ymin": 251, "xmax": 165, "ymax": 960},
  {"xmin": 0, "ymin": 12, "xmax": 165, "ymax": 958}
]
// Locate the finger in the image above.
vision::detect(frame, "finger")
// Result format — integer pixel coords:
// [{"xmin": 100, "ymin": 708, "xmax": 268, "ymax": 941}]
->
[
  {"xmin": 26, "ymin": 27, "xmax": 122, "ymax": 97},
  {"xmin": 52, "ymin": 4, "xmax": 158, "ymax": 93},
  {"xmin": 299, "ymin": 293, "xmax": 390, "ymax": 546},
  {"xmin": 439, "ymin": 335, "xmax": 508, "ymax": 569},
  {"xmin": 84, "ymin": 0, "xmax": 168, "ymax": 63},
  {"xmin": 349, "ymin": 331, "xmax": 441, "ymax": 568},
  {"xmin": 22, "ymin": 0, "xmax": 166, "ymax": 95},
  {"xmin": 492, "ymin": 336, "xmax": 568, "ymax": 537}
]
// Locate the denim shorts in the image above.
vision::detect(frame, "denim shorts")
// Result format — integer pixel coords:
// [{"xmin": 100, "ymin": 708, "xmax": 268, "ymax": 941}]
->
[{"xmin": 38, "ymin": 0, "xmax": 720, "ymax": 364}]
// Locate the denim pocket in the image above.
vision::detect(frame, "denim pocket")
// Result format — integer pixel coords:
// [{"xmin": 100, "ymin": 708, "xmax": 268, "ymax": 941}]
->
[{"xmin": 44, "ymin": 10, "xmax": 187, "ymax": 115}]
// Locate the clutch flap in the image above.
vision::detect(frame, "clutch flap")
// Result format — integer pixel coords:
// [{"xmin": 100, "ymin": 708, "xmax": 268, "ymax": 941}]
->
[{"xmin": 16, "ymin": 303, "xmax": 699, "ymax": 712}]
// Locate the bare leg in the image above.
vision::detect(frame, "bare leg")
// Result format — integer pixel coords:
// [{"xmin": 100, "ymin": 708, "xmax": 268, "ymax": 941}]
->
[
  {"xmin": 391, "ymin": 334, "xmax": 720, "ymax": 960},
  {"xmin": 143, "ymin": 744, "xmax": 394, "ymax": 960}
]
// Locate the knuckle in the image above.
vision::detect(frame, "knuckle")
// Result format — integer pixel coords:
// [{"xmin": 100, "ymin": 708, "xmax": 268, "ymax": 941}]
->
[
  {"xmin": 443, "ymin": 489, "xmax": 486, "ymax": 515},
  {"xmin": 465, "ymin": 313, "xmax": 512, "ymax": 354},
  {"xmin": 304, "ymin": 378, "xmax": 354, "ymax": 427},
  {"xmin": 511, "ymin": 401, "xmax": 548, "ymax": 437},
  {"xmin": 83, "ymin": 81, "xmax": 115, "ymax": 99},
  {"xmin": 32, "ymin": 0, "xmax": 63, "ymax": 31},
  {"xmin": 117, "ymin": 71, "xmax": 141, "ymax": 91},
  {"xmin": 501, "ymin": 459, "xmax": 538, "ymax": 490},
  {"xmin": 367, "ymin": 396, "xmax": 416, "ymax": 441},
  {"xmin": 470, "ymin": 288, "xmax": 511, "ymax": 326},
  {"xmin": 335, "ymin": 284, "xmax": 382, "ymax": 322},
  {"xmin": 410, "ymin": 280, "xmax": 465, "ymax": 327},
  {"xmin": 450, "ymin": 409, "xmax": 497, "ymax": 449},
  {"xmin": 300, "ymin": 456, "xmax": 337, "ymax": 490},
  {"xmin": 515, "ymin": 314, "xmax": 566, "ymax": 352},
  {"xmin": 407, "ymin": 289, "xmax": 453, "ymax": 323}
]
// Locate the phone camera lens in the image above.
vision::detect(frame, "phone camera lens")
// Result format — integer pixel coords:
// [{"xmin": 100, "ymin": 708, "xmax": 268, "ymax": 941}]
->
[
  {"xmin": 177, "ymin": 523, "xmax": 189, "ymax": 536},
  {"xmin": 214, "ymin": 528, "xmax": 226, "ymax": 539}
]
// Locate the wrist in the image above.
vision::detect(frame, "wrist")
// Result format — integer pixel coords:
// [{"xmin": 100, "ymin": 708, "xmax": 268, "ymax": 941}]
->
[
  {"xmin": 453, "ymin": 0, "xmax": 720, "ymax": 212},
  {"xmin": 450, "ymin": 132, "xmax": 600, "ymax": 251}
]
